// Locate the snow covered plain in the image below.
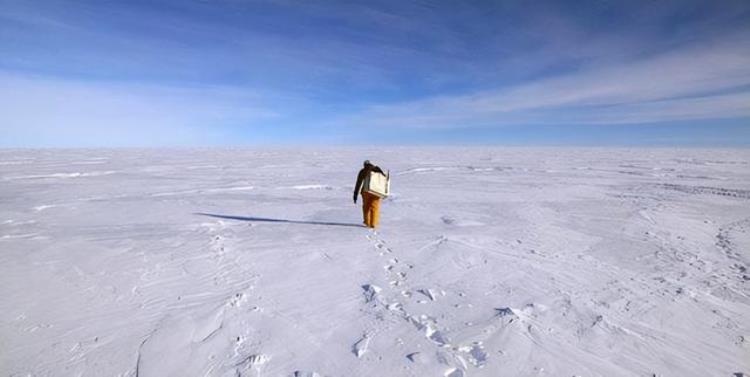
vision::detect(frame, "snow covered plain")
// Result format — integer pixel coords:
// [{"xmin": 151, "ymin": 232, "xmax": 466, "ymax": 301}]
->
[{"xmin": 1, "ymin": 148, "xmax": 749, "ymax": 377}]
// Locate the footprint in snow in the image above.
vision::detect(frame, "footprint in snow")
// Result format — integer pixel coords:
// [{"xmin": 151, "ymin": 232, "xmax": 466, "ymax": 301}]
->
[
  {"xmin": 417, "ymin": 288, "xmax": 438, "ymax": 301},
  {"xmin": 406, "ymin": 351, "xmax": 429, "ymax": 364},
  {"xmin": 352, "ymin": 334, "xmax": 370, "ymax": 357},
  {"xmin": 361, "ymin": 284, "xmax": 382, "ymax": 303},
  {"xmin": 227, "ymin": 293, "xmax": 247, "ymax": 307}
]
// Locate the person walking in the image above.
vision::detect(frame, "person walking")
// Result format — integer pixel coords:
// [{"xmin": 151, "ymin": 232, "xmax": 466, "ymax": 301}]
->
[{"xmin": 353, "ymin": 160, "xmax": 385, "ymax": 228}]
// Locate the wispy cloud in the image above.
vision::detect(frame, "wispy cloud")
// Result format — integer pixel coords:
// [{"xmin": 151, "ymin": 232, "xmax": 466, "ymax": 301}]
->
[{"xmin": 338, "ymin": 37, "xmax": 750, "ymax": 129}]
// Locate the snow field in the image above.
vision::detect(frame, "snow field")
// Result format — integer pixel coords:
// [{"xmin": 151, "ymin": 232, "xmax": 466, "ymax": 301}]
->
[{"xmin": 0, "ymin": 147, "xmax": 749, "ymax": 376}]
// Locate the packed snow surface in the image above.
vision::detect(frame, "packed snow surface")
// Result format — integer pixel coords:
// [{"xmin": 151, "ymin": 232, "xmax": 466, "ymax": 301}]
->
[{"xmin": 1, "ymin": 148, "xmax": 749, "ymax": 377}]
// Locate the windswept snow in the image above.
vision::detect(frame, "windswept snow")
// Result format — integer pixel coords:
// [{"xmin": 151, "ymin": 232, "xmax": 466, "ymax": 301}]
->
[{"xmin": 0, "ymin": 147, "xmax": 749, "ymax": 376}]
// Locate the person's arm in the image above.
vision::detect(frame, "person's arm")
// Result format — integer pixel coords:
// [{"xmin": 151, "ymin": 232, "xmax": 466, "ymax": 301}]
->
[{"xmin": 353, "ymin": 170, "xmax": 365, "ymax": 203}]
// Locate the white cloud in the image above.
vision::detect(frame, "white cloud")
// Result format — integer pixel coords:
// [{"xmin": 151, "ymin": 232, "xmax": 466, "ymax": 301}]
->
[
  {"xmin": 0, "ymin": 72, "xmax": 279, "ymax": 146},
  {"xmin": 340, "ymin": 38, "xmax": 750, "ymax": 129}
]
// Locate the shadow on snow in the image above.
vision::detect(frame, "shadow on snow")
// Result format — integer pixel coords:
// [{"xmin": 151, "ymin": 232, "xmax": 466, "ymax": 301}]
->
[{"xmin": 195, "ymin": 213, "xmax": 364, "ymax": 228}]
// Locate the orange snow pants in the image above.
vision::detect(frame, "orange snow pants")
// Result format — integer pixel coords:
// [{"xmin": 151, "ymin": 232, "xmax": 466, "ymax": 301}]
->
[{"xmin": 362, "ymin": 192, "xmax": 381, "ymax": 228}]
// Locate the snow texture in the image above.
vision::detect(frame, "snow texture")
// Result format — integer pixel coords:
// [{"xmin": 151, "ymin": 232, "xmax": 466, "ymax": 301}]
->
[{"xmin": 1, "ymin": 147, "xmax": 749, "ymax": 376}]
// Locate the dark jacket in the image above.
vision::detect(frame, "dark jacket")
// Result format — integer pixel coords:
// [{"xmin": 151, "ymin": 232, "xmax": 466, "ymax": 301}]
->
[{"xmin": 353, "ymin": 165, "xmax": 385, "ymax": 201}]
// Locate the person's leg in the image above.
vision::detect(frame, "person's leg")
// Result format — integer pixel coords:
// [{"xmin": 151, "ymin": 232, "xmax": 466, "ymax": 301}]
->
[
  {"xmin": 362, "ymin": 193, "xmax": 372, "ymax": 227},
  {"xmin": 370, "ymin": 197, "xmax": 381, "ymax": 228}
]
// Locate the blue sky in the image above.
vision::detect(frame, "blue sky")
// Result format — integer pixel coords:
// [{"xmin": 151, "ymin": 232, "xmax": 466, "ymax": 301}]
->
[{"xmin": 1, "ymin": 0, "xmax": 749, "ymax": 147}]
